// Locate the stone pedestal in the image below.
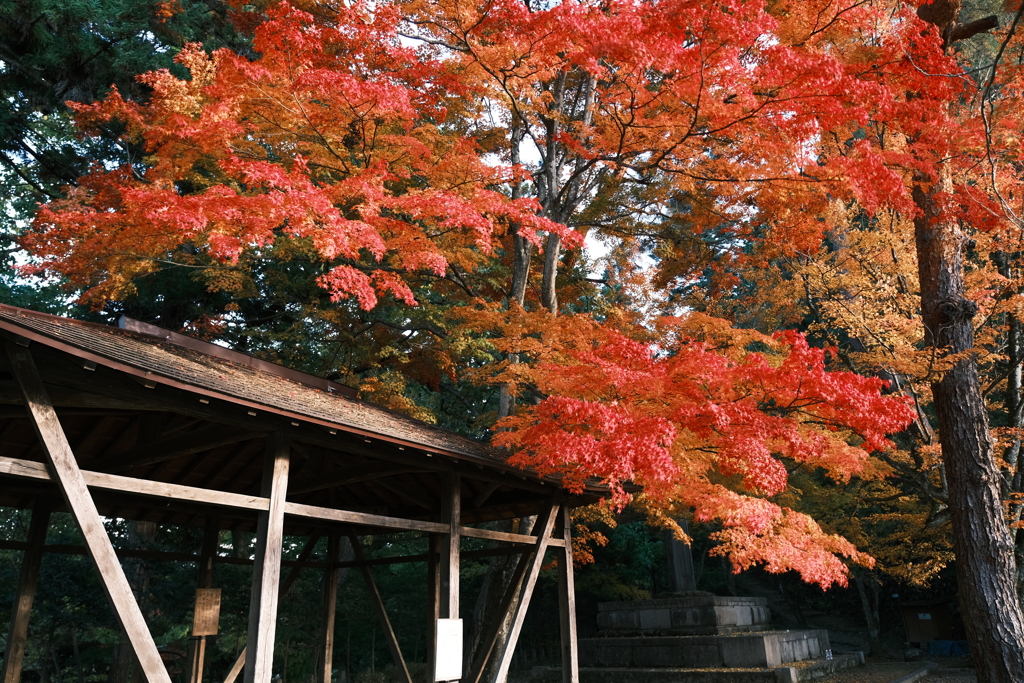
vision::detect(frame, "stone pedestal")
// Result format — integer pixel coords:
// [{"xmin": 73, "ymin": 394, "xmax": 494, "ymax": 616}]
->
[
  {"xmin": 596, "ymin": 596, "xmax": 772, "ymax": 636},
  {"xmin": 536, "ymin": 595, "xmax": 862, "ymax": 683}
]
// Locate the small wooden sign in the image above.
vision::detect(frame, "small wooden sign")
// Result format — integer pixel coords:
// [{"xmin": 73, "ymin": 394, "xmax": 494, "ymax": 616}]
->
[
  {"xmin": 433, "ymin": 618, "xmax": 463, "ymax": 681},
  {"xmin": 192, "ymin": 588, "xmax": 222, "ymax": 637}
]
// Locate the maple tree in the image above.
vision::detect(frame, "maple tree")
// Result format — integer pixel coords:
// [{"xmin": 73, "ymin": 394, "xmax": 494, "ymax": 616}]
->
[{"xmin": 22, "ymin": 0, "xmax": 1024, "ymax": 677}]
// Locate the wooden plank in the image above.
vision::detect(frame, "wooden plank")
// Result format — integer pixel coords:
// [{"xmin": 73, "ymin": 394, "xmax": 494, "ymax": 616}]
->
[
  {"xmin": 92, "ymin": 425, "xmax": 263, "ymax": 473},
  {"xmin": 459, "ymin": 525, "xmax": 564, "ymax": 547},
  {"xmin": 0, "ymin": 456, "xmax": 272, "ymax": 511},
  {"xmin": 1, "ymin": 500, "xmax": 51, "ymax": 683},
  {"xmin": 0, "ymin": 455, "xmax": 564, "ymax": 545},
  {"xmin": 222, "ymin": 652, "xmax": 245, "ymax": 683},
  {"xmin": 244, "ymin": 432, "xmax": 291, "ymax": 683},
  {"xmin": 284, "ymin": 500, "xmax": 449, "ymax": 534},
  {"xmin": 443, "ymin": 473, "xmax": 461, "ymax": 621},
  {"xmin": 557, "ymin": 506, "xmax": 578, "ymax": 683},
  {"xmin": 188, "ymin": 518, "xmax": 221, "ymax": 683},
  {"xmin": 224, "ymin": 534, "xmax": 320, "ymax": 683},
  {"xmin": 5, "ymin": 344, "xmax": 172, "ymax": 683},
  {"xmin": 426, "ymin": 534, "xmax": 441, "ymax": 683},
  {"xmin": 466, "ymin": 552, "xmax": 532, "ymax": 683},
  {"xmin": 492, "ymin": 498, "xmax": 560, "ymax": 683},
  {"xmin": 347, "ymin": 531, "xmax": 414, "ymax": 683},
  {"xmin": 318, "ymin": 532, "xmax": 341, "ymax": 683}
]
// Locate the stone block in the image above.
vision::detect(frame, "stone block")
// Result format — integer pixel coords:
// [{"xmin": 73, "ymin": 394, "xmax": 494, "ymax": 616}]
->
[
  {"xmin": 719, "ymin": 635, "xmax": 772, "ymax": 668},
  {"xmin": 639, "ymin": 608, "xmax": 673, "ymax": 631}
]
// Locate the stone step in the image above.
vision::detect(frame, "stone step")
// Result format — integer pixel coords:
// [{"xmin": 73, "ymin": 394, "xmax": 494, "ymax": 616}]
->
[
  {"xmin": 597, "ymin": 596, "xmax": 773, "ymax": 636},
  {"xmin": 532, "ymin": 652, "xmax": 864, "ymax": 683},
  {"xmin": 580, "ymin": 629, "xmax": 830, "ymax": 669}
]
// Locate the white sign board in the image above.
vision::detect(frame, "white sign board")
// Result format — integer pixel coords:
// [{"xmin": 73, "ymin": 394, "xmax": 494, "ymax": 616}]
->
[{"xmin": 434, "ymin": 618, "xmax": 463, "ymax": 681}]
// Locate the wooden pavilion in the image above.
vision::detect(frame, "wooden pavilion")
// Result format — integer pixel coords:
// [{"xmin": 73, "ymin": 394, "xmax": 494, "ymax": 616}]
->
[{"xmin": 0, "ymin": 304, "xmax": 596, "ymax": 683}]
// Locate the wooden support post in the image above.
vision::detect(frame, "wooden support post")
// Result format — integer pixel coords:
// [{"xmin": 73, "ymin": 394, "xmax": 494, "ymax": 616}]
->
[
  {"xmin": 442, "ymin": 473, "xmax": 460, "ymax": 620},
  {"xmin": 188, "ymin": 517, "xmax": 220, "ymax": 683},
  {"xmin": 491, "ymin": 498, "xmax": 560, "ymax": 683},
  {"xmin": 557, "ymin": 506, "xmax": 578, "ymax": 683},
  {"xmin": 224, "ymin": 534, "xmax": 321, "ymax": 683},
  {"xmin": 347, "ymin": 531, "xmax": 413, "ymax": 683},
  {"xmin": 317, "ymin": 532, "xmax": 341, "ymax": 683},
  {"xmin": 6, "ymin": 344, "xmax": 172, "ymax": 683},
  {"xmin": 427, "ymin": 534, "xmax": 441, "ymax": 682},
  {"xmin": 1, "ymin": 499, "xmax": 51, "ymax": 683},
  {"xmin": 244, "ymin": 433, "xmax": 291, "ymax": 683},
  {"xmin": 466, "ymin": 552, "xmax": 532, "ymax": 683}
]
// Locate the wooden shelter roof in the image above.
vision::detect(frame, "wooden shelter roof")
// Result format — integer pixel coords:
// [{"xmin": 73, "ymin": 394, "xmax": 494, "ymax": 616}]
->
[{"xmin": 0, "ymin": 304, "xmax": 600, "ymax": 533}]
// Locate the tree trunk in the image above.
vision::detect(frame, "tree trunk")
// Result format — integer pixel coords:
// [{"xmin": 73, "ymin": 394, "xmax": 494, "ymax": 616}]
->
[
  {"xmin": 994, "ymin": 253, "xmax": 1024, "ymax": 606},
  {"xmin": 540, "ymin": 233, "xmax": 560, "ymax": 315},
  {"xmin": 499, "ymin": 125, "xmax": 531, "ymax": 421},
  {"xmin": 913, "ymin": 178, "xmax": 1024, "ymax": 681},
  {"xmin": 853, "ymin": 572, "xmax": 882, "ymax": 655}
]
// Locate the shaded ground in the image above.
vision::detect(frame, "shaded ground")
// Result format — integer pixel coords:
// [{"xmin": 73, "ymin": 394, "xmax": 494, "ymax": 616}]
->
[
  {"xmin": 817, "ymin": 657, "xmax": 974, "ymax": 683},
  {"xmin": 817, "ymin": 661, "xmax": 921, "ymax": 683}
]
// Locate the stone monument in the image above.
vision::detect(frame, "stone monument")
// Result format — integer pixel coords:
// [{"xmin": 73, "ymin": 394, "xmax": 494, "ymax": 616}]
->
[{"xmin": 537, "ymin": 521, "xmax": 864, "ymax": 683}]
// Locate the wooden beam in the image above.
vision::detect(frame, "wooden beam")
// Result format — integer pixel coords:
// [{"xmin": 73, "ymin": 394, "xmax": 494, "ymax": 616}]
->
[
  {"xmin": 466, "ymin": 552, "xmax": 532, "ymax": 683},
  {"xmin": 1, "ymin": 499, "xmax": 51, "ymax": 683},
  {"xmin": 0, "ymin": 456, "xmax": 272, "ymax": 512},
  {"xmin": 0, "ymin": 455, "xmax": 564, "ymax": 546},
  {"xmin": 244, "ymin": 432, "xmax": 291, "ymax": 683},
  {"xmin": 224, "ymin": 534, "xmax": 320, "ymax": 683},
  {"xmin": 557, "ymin": 506, "xmax": 578, "ymax": 683},
  {"xmin": 459, "ymin": 525, "xmax": 563, "ymax": 546},
  {"xmin": 426, "ymin": 534, "xmax": 441, "ymax": 683},
  {"xmin": 284, "ymin": 500, "xmax": 448, "ymax": 535},
  {"xmin": 491, "ymin": 498, "xmax": 560, "ymax": 683},
  {"xmin": 5, "ymin": 344, "xmax": 172, "ymax": 683},
  {"xmin": 317, "ymin": 532, "xmax": 341, "ymax": 683},
  {"xmin": 92, "ymin": 425, "xmax": 263, "ymax": 473},
  {"xmin": 188, "ymin": 517, "xmax": 221, "ymax": 683},
  {"xmin": 347, "ymin": 531, "xmax": 414, "ymax": 683},
  {"xmin": 0, "ymin": 456, "xmax": 569, "ymax": 548},
  {"xmin": 442, "ymin": 473, "xmax": 461, "ymax": 622},
  {"xmin": 472, "ymin": 483, "xmax": 501, "ymax": 509},
  {"xmin": 0, "ymin": 380, "xmax": 141, "ymax": 410},
  {"xmin": 12, "ymin": 347, "xmax": 574, "ymax": 496}
]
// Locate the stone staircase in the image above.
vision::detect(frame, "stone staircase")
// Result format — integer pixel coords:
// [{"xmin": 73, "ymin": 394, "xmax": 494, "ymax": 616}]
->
[{"xmin": 534, "ymin": 595, "xmax": 864, "ymax": 683}]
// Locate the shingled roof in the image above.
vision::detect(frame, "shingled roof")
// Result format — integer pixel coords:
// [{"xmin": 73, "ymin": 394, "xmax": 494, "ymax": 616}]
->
[{"xmin": 0, "ymin": 304, "xmax": 506, "ymax": 462}]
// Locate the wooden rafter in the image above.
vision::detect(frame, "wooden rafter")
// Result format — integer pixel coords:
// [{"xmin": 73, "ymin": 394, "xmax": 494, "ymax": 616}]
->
[
  {"xmin": 92, "ymin": 425, "xmax": 263, "ymax": 473},
  {"xmin": 290, "ymin": 463, "xmax": 425, "ymax": 494}
]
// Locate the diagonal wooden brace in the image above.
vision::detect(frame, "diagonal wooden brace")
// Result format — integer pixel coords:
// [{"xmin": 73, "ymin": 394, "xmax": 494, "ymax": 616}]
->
[
  {"xmin": 6, "ymin": 343, "xmax": 172, "ymax": 683},
  {"xmin": 491, "ymin": 496, "xmax": 561, "ymax": 683}
]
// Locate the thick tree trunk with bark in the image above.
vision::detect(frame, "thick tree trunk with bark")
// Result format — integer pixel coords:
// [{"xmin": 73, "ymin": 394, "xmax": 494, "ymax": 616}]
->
[{"xmin": 913, "ymin": 180, "xmax": 1024, "ymax": 681}]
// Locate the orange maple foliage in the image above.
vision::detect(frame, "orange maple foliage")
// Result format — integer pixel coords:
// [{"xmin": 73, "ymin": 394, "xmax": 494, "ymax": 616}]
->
[
  {"xmin": 486, "ymin": 312, "xmax": 913, "ymax": 587},
  {"xmin": 25, "ymin": 0, "xmax": 967, "ymax": 587},
  {"xmin": 26, "ymin": 4, "xmax": 575, "ymax": 310}
]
